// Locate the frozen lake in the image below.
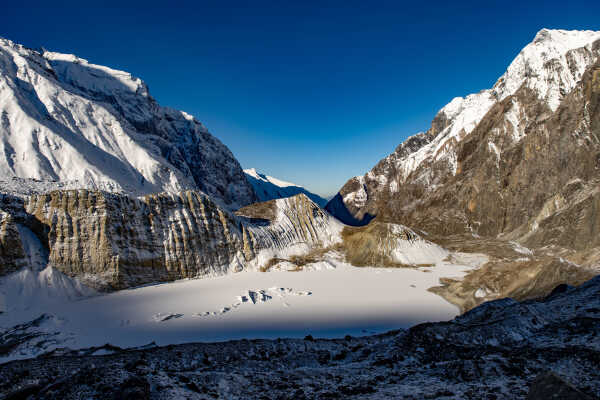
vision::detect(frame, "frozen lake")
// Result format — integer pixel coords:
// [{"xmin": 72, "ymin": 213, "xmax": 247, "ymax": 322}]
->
[{"xmin": 0, "ymin": 252, "xmax": 486, "ymax": 363}]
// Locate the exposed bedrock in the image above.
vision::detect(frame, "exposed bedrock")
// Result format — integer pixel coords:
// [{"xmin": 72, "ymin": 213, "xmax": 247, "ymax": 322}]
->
[{"xmin": 0, "ymin": 192, "xmax": 340, "ymax": 290}]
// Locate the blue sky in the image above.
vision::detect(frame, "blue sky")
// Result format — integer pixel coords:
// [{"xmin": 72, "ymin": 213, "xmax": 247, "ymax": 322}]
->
[{"xmin": 2, "ymin": 1, "xmax": 599, "ymax": 196}]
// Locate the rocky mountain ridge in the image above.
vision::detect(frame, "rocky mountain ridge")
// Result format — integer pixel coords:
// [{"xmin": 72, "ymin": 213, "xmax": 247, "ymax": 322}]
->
[
  {"xmin": 327, "ymin": 29, "xmax": 600, "ymax": 230},
  {"xmin": 325, "ymin": 28, "xmax": 600, "ymax": 311}
]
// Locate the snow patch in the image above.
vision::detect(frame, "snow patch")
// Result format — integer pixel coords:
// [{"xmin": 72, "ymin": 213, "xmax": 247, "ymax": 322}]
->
[
  {"xmin": 511, "ymin": 241, "xmax": 534, "ymax": 256},
  {"xmin": 0, "ymin": 251, "xmax": 484, "ymax": 361},
  {"xmin": 0, "ymin": 266, "xmax": 96, "ymax": 315}
]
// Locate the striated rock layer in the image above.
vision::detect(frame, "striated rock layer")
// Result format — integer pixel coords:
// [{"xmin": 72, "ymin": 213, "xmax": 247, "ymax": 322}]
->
[
  {"xmin": 0, "ymin": 209, "xmax": 27, "ymax": 276},
  {"xmin": 0, "ymin": 192, "xmax": 341, "ymax": 290}
]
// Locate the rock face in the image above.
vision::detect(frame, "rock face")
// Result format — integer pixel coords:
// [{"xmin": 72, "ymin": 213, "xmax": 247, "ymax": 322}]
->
[
  {"xmin": 2, "ymin": 276, "xmax": 599, "ymax": 399},
  {"xmin": 527, "ymin": 372, "xmax": 595, "ymax": 400},
  {"xmin": 2, "ymin": 190, "xmax": 246, "ymax": 290},
  {"xmin": 0, "ymin": 192, "xmax": 340, "ymax": 290},
  {"xmin": 327, "ymin": 29, "xmax": 600, "ymax": 245},
  {"xmin": 0, "ymin": 209, "xmax": 27, "ymax": 276},
  {"xmin": 0, "ymin": 38, "xmax": 256, "ymax": 208},
  {"xmin": 236, "ymin": 194, "xmax": 343, "ymax": 267}
]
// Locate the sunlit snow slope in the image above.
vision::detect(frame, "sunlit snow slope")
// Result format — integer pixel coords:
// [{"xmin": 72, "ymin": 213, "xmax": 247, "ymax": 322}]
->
[{"xmin": 0, "ymin": 38, "xmax": 256, "ymax": 208}]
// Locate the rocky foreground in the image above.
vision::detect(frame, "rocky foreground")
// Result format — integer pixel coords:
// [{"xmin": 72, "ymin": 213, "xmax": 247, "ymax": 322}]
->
[{"xmin": 1, "ymin": 276, "xmax": 598, "ymax": 399}]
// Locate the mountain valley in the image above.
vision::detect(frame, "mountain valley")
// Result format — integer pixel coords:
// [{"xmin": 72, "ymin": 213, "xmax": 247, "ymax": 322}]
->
[{"xmin": 0, "ymin": 28, "xmax": 600, "ymax": 399}]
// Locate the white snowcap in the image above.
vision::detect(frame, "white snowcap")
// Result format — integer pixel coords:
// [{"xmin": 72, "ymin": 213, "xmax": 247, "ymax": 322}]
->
[
  {"xmin": 244, "ymin": 168, "xmax": 296, "ymax": 188},
  {"xmin": 42, "ymin": 50, "xmax": 149, "ymax": 97},
  {"xmin": 492, "ymin": 28, "xmax": 600, "ymax": 110}
]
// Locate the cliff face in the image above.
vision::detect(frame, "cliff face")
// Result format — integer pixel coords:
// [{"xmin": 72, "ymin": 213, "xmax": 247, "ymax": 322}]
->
[
  {"xmin": 236, "ymin": 194, "xmax": 343, "ymax": 266},
  {"xmin": 0, "ymin": 191, "xmax": 340, "ymax": 290},
  {"xmin": 0, "ymin": 209, "xmax": 27, "ymax": 276},
  {"xmin": 15, "ymin": 190, "xmax": 244, "ymax": 289}
]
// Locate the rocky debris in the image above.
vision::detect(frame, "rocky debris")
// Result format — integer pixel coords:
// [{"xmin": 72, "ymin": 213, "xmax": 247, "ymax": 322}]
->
[
  {"xmin": 1, "ymin": 276, "xmax": 598, "ymax": 399},
  {"xmin": 0, "ymin": 314, "xmax": 68, "ymax": 358},
  {"xmin": 426, "ymin": 235, "xmax": 599, "ymax": 312},
  {"xmin": 340, "ymin": 222, "xmax": 447, "ymax": 268},
  {"xmin": 527, "ymin": 372, "xmax": 596, "ymax": 400}
]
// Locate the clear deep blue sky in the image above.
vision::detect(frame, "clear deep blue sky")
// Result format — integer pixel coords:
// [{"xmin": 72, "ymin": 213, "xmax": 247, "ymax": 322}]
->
[{"xmin": 2, "ymin": 1, "xmax": 599, "ymax": 196}]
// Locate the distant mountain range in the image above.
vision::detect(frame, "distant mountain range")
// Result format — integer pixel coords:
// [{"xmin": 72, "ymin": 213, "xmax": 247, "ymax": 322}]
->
[{"xmin": 244, "ymin": 168, "xmax": 328, "ymax": 207}]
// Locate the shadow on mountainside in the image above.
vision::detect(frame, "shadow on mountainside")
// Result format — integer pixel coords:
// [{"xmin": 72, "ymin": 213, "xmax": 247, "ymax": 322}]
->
[
  {"xmin": 324, "ymin": 193, "xmax": 374, "ymax": 226},
  {"xmin": 245, "ymin": 172, "xmax": 328, "ymax": 207}
]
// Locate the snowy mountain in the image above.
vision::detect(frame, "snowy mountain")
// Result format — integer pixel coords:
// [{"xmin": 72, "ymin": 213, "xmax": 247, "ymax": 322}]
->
[
  {"xmin": 327, "ymin": 29, "xmax": 600, "ymax": 224},
  {"xmin": 244, "ymin": 168, "xmax": 328, "ymax": 207},
  {"xmin": 325, "ymin": 28, "xmax": 600, "ymax": 310},
  {"xmin": 0, "ymin": 38, "xmax": 256, "ymax": 208}
]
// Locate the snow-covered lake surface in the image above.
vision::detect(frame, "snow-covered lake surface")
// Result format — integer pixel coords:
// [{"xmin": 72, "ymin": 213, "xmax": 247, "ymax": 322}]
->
[{"xmin": 0, "ymin": 253, "xmax": 486, "ymax": 362}]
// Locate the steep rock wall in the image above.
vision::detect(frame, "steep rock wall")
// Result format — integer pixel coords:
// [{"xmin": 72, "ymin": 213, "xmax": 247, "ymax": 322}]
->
[
  {"xmin": 21, "ymin": 190, "xmax": 246, "ymax": 289},
  {"xmin": 0, "ymin": 192, "xmax": 341, "ymax": 291}
]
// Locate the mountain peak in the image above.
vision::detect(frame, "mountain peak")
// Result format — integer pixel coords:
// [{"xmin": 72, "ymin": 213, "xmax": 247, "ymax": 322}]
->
[
  {"xmin": 494, "ymin": 28, "xmax": 600, "ymax": 110},
  {"xmin": 328, "ymin": 28, "xmax": 600, "ymax": 228},
  {"xmin": 532, "ymin": 28, "xmax": 600, "ymax": 45},
  {"xmin": 244, "ymin": 168, "xmax": 328, "ymax": 207},
  {"xmin": 0, "ymin": 39, "xmax": 256, "ymax": 208}
]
